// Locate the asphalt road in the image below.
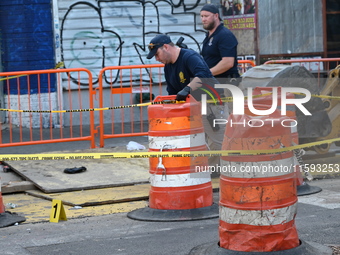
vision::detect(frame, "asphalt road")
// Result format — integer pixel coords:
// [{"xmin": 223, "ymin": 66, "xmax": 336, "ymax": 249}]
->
[{"xmin": 0, "ymin": 178, "xmax": 339, "ymax": 255}]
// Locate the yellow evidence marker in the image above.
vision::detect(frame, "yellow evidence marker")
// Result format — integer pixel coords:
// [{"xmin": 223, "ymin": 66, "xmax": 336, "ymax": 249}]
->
[{"xmin": 50, "ymin": 199, "xmax": 67, "ymax": 223}]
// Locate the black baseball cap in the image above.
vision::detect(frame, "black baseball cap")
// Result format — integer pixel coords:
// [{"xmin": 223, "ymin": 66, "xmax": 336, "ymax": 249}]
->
[
  {"xmin": 147, "ymin": 34, "xmax": 172, "ymax": 59},
  {"xmin": 200, "ymin": 4, "xmax": 222, "ymax": 20}
]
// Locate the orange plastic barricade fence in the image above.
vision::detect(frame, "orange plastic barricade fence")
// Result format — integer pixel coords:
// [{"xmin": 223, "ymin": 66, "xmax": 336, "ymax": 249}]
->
[
  {"xmin": 0, "ymin": 68, "xmax": 96, "ymax": 148},
  {"xmin": 264, "ymin": 58, "xmax": 340, "ymax": 87},
  {"xmin": 238, "ymin": 59, "xmax": 256, "ymax": 74},
  {"xmin": 98, "ymin": 64, "xmax": 164, "ymax": 147}
]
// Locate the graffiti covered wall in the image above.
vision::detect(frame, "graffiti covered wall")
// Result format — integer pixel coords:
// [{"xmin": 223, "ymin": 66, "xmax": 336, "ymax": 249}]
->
[{"xmin": 57, "ymin": 0, "xmax": 208, "ymax": 88}]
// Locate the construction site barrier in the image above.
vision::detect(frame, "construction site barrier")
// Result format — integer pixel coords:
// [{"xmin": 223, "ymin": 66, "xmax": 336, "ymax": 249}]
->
[
  {"xmin": 220, "ymin": 113, "xmax": 299, "ymax": 252},
  {"xmin": 188, "ymin": 111, "xmax": 333, "ymax": 255},
  {"xmin": 148, "ymin": 95, "xmax": 212, "ymax": 210},
  {"xmin": 238, "ymin": 60, "xmax": 256, "ymax": 75},
  {"xmin": 264, "ymin": 58, "xmax": 340, "ymax": 88},
  {"xmin": 97, "ymin": 64, "xmax": 164, "ymax": 147},
  {"xmin": 0, "ymin": 68, "xmax": 96, "ymax": 148},
  {"xmin": 0, "ymin": 179, "xmax": 4, "ymax": 214},
  {"xmin": 127, "ymin": 95, "xmax": 218, "ymax": 221}
]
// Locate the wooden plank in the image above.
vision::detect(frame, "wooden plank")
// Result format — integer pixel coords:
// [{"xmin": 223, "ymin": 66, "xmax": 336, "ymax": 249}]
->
[
  {"xmin": 26, "ymin": 184, "xmax": 150, "ymax": 207},
  {"xmin": 6, "ymin": 148, "xmax": 150, "ymax": 193},
  {"xmin": 2, "ymin": 181, "xmax": 36, "ymax": 194},
  {"xmin": 25, "ymin": 177, "xmax": 220, "ymax": 207}
]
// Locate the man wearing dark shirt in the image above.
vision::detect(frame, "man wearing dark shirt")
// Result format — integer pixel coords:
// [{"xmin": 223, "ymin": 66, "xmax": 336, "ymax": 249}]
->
[{"xmin": 200, "ymin": 4, "xmax": 240, "ymax": 80}]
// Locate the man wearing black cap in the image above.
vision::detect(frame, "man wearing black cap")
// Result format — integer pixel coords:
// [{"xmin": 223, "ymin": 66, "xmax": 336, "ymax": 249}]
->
[
  {"xmin": 147, "ymin": 34, "xmax": 228, "ymax": 169},
  {"xmin": 147, "ymin": 34, "xmax": 219, "ymax": 101},
  {"xmin": 200, "ymin": 4, "xmax": 240, "ymax": 81}
]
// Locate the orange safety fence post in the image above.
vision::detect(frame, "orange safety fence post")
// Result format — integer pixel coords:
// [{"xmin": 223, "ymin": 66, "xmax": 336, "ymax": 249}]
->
[
  {"xmin": 127, "ymin": 95, "xmax": 218, "ymax": 221},
  {"xmin": 189, "ymin": 109, "xmax": 332, "ymax": 254}
]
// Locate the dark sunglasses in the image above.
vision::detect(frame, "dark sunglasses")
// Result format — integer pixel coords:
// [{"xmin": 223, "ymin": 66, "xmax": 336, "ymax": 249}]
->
[{"xmin": 148, "ymin": 43, "xmax": 164, "ymax": 51}]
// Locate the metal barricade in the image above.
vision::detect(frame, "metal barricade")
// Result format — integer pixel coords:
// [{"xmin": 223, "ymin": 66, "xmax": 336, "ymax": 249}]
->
[
  {"xmin": 98, "ymin": 64, "xmax": 164, "ymax": 147},
  {"xmin": 0, "ymin": 68, "xmax": 96, "ymax": 148},
  {"xmin": 264, "ymin": 58, "xmax": 340, "ymax": 87},
  {"xmin": 238, "ymin": 60, "xmax": 256, "ymax": 74}
]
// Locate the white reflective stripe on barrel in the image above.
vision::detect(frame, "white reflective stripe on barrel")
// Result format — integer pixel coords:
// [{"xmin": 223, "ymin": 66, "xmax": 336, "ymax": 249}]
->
[
  {"xmin": 149, "ymin": 172, "xmax": 211, "ymax": 187},
  {"xmin": 220, "ymin": 203, "xmax": 297, "ymax": 226},
  {"xmin": 220, "ymin": 157, "xmax": 295, "ymax": 178},
  {"xmin": 149, "ymin": 133, "xmax": 205, "ymax": 150}
]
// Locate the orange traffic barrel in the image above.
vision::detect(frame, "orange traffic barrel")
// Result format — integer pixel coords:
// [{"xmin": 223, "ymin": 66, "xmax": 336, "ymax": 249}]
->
[
  {"xmin": 127, "ymin": 95, "xmax": 218, "ymax": 221},
  {"xmin": 188, "ymin": 112, "xmax": 332, "ymax": 255},
  {"xmin": 0, "ymin": 181, "xmax": 5, "ymax": 214},
  {"xmin": 219, "ymin": 113, "xmax": 299, "ymax": 252},
  {"xmin": 249, "ymin": 87, "xmax": 321, "ymax": 196},
  {"xmin": 0, "ymin": 176, "xmax": 26, "ymax": 227},
  {"xmin": 294, "ymin": 153, "xmax": 322, "ymax": 196}
]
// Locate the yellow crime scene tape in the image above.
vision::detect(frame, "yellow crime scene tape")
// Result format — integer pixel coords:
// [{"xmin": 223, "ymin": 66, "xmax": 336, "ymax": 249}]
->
[
  {"xmin": 0, "ymin": 93, "xmax": 338, "ymax": 113},
  {"xmin": 1, "ymin": 137, "xmax": 339, "ymax": 161},
  {"xmin": 0, "ymin": 100, "xmax": 183, "ymax": 113}
]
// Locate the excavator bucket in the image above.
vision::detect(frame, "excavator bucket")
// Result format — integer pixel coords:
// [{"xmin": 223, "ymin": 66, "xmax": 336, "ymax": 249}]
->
[
  {"xmin": 240, "ymin": 64, "xmax": 332, "ymax": 141},
  {"xmin": 313, "ymin": 65, "xmax": 340, "ymax": 153}
]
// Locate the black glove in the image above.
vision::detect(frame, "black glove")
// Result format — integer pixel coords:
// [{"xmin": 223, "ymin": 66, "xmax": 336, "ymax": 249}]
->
[{"xmin": 176, "ymin": 86, "xmax": 191, "ymax": 101}]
